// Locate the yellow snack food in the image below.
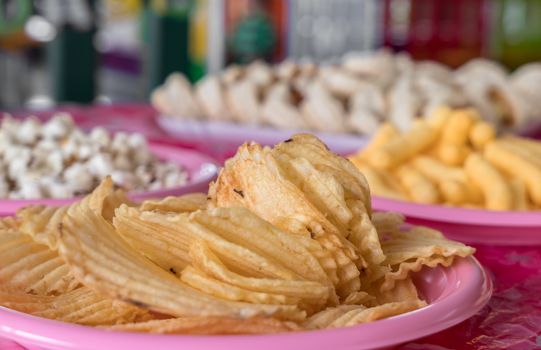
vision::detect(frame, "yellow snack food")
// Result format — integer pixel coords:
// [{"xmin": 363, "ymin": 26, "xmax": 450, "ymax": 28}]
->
[{"xmin": 464, "ymin": 153, "xmax": 513, "ymax": 210}]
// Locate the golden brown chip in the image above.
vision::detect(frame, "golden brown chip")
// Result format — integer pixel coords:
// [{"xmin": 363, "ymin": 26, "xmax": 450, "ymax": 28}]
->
[
  {"xmin": 208, "ymin": 140, "xmax": 362, "ymax": 298},
  {"xmin": 380, "ymin": 226, "xmax": 475, "ymax": 291},
  {"xmin": 140, "ymin": 193, "xmax": 208, "ymax": 213},
  {"xmin": 59, "ymin": 197, "xmax": 303, "ymax": 320},
  {"xmin": 181, "ymin": 266, "xmax": 299, "ymax": 305},
  {"xmin": 17, "ymin": 205, "xmax": 66, "ymax": 250},
  {"xmin": 327, "ymin": 300, "xmax": 425, "ymax": 328},
  {"xmin": 188, "ymin": 240, "xmax": 330, "ymax": 307},
  {"xmin": 0, "ymin": 228, "xmax": 79, "ymax": 295},
  {"xmin": 106, "ymin": 315, "xmax": 299, "ymax": 334},
  {"xmin": 0, "ymin": 286, "xmax": 152, "ymax": 326}
]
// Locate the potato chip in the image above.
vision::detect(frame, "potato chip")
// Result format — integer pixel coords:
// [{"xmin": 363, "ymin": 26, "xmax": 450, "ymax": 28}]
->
[
  {"xmin": 17, "ymin": 177, "xmax": 131, "ymax": 251},
  {"xmin": 17, "ymin": 205, "xmax": 66, "ymax": 250},
  {"xmin": 0, "ymin": 228, "xmax": 79, "ymax": 295},
  {"xmin": 59, "ymin": 200, "xmax": 303, "ymax": 320},
  {"xmin": 0, "ymin": 286, "xmax": 151, "ymax": 326},
  {"xmin": 181, "ymin": 266, "xmax": 299, "ymax": 305},
  {"xmin": 380, "ymin": 226, "xmax": 475, "ymax": 291},
  {"xmin": 188, "ymin": 240, "xmax": 330, "ymax": 307},
  {"xmin": 114, "ymin": 206, "xmax": 303, "ymax": 281},
  {"xmin": 140, "ymin": 193, "xmax": 208, "ymax": 213},
  {"xmin": 190, "ymin": 207, "xmax": 330, "ymax": 285},
  {"xmin": 107, "ymin": 315, "xmax": 299, "ymax": 334},
  {"xmin": 113, "ymin": 205, "xmax": 191, "ymax": 276},
  {"xmin": 303, "ymin": 305, "xmax": 363, "ymax": 329},
  {"xmin": 327, "ymin": 300, "xmax": 426, "ymax": 328}
]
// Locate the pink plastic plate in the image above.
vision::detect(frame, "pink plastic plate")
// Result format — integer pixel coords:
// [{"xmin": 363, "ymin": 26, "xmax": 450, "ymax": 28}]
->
[
  {"xmin": 0, "ymin": 144, "xmax": 218, "ymax": 216},
  {"xmin": 373, "ymin": 196, "xmax": 541, "ymax": 245},
  {"xmin": 157, "ymin": 116, "xmax": 369, "ymax": 156},
  {"xmin": 0, "ymin": 256, "xmax": 492, "ymax": 350}
]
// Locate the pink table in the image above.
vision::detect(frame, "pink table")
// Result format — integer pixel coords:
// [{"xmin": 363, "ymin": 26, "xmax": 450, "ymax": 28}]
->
[{"xmin": 1, "ymin": 104, "xmax": 541, "ymax": 350}]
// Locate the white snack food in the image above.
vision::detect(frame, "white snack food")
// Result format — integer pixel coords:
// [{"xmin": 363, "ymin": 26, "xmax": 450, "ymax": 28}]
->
[{"xmin": 0, "ymin": 114, "xmax": 188, "ymax": 199}]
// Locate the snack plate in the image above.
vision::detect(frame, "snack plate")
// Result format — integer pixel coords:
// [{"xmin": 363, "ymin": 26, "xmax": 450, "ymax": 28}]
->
[
  {"xmin": 0, "ymin": 256, "xmax": 492, "ymax": 350},
  {"xmin": 373, "ymin": 196, "xmax": 541, "ymax": 245},
  {"xmin": 157, "ymin": 116, "xmax": 370, "ymax": 156},
  {"xmin": 0, "ymin": 144, "xmax": 218, "ymax": 216}
]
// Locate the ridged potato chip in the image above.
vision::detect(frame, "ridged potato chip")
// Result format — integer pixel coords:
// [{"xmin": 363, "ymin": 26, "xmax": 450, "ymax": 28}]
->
[
  {"xmin": 380, "ymin": 226, "xmax": 475, "ymax": 291},
  {"xmin": 0, "ymin": 227, "xmax": 79, "ymax": 295},
  {"xmin": 107, "ymin": 315, "xmax": 299, "ymax": 334},
  {"xmin": 188, "ymin": 240, "xmax": 330, "ymax": 308},
  {"xmin": 140, "ymin": 193, "xmax": 208, "ymax": 213},
  {"xmin": 181, "ymin": 266, "xmax": 299, "ymax": 305},
  {"xmin": 0, "ymin": 286, "xmax": 151, "ymax": 326},
  {"xmin": 59, "ymin": 200, "xmax": 303, "ymax": 320},
  {"xmin": 17, "ymin": 205, "xmax": 66, "ymax": 250},
  {"xmin": 208, "ymin": 140, "xmax": 363, "ymax": 298}
]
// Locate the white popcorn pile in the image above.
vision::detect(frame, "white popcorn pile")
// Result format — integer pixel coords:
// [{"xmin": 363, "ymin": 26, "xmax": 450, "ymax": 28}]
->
[{"xmin": 0, "ymin": 114, "xmax": 188, "ymax": 199}]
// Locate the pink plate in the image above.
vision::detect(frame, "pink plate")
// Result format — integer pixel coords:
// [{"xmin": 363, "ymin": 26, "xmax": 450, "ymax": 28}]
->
[
  {"xmin": 373, "ymin": 196, "xmax": 541, "ymax": 245},
  {"xmin": 0, "ymin": 257, "xmax": 492, "ymax": 350},
  {"xmin": 157, "ymin": 116, "xmax": 369, "ymax": 156},
  {"xmin": 0, "ymin": 144, "xmax": 218, "ymax": 216}
]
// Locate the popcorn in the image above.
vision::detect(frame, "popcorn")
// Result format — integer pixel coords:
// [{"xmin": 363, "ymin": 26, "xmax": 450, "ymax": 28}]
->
[{"xmin": 0, "ymin": 114, "xmax": 188, "ymax": 199}]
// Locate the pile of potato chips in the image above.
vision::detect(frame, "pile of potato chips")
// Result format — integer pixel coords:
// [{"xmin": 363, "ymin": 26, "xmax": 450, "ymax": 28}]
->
[
  {"xmin": 350, "ymin": 106, "xmax": 541, "ymax": 211},
  {"xmin": 0, "ymin": 134, "xmax": 474, "ymax": 334}
]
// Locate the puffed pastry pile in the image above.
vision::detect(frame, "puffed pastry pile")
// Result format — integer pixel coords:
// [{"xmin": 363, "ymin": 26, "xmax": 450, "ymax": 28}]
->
[{"xmin": 152, "ymin": 50, "xmax": 541, "ymax": 134}]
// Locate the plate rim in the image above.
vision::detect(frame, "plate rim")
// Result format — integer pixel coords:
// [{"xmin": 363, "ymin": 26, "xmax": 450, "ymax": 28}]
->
[
  {"xmin": 372, "ymin": 196, "xmax": 541, "ymax": 227},
  {"xmin": 0, "ymin": 256, "xmax": 492, "ymax": 350}
]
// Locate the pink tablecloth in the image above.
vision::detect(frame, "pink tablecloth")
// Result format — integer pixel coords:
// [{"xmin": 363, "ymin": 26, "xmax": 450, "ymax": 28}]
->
[{"xmin": 1, "ymin": 104, "xmax": 541, "ymax": 350}]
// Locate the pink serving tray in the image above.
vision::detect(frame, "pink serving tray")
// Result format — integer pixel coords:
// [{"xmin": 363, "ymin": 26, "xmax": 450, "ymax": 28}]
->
[
  {"xmin": 157, "ymin": 116, "xmax": 370, "ymax": 156},
  {"xmin": 372, "ymin": 196, "xmax": 541, "ymax": 245},
  {"xmin": 0, "ymin": 144, "xmax": 218, "ymax": 216},
  {"xmin": 0, "ymin": 256, "xmax": 492, "ymax": 350}
]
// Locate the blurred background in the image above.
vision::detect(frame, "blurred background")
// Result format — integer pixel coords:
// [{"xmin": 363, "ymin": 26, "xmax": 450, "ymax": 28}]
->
[{"xmin": 0, "ymin": 0, "xmax": 540, "ymax": 109}]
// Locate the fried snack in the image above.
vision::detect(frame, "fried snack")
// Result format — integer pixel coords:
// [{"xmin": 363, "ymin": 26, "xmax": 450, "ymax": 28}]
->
[
  {"xmin": 437, "ymin": 144, "xmax": 470, "ymax": 166},
  {"xmin": 16, "ymin": 178, "xmax": 131, "ymax": 251},
  {"xmin": 210, "ymin": 134, "xmax": 387, "ymax": 299},
  {"xmin": 485, "ymin": 141, "xmax": 541, "ymax": 206},
  {"xmin": 464, "ymin": 153, "xmax": 513, "ymax": 210},
  {"xmin": 351, "ymin": 163, "xmax": 405, "ymax": 200},
  {"xmin": 59, "ymin": 200, "xmax": 302, "ymax": 320},
  {"xmin": 440, "ymin": 109, "xmax": 476, "ymax": 145},
  {"xmin": 470, "ymin": 121, "xmax": 496, "ymax": 149},
  {"xmin": 17, "ymin": 205, "xmax": 67, "ymax": 250},
  {"xmin": 208, "ymin": 140, "xmax": 361, "ymax": 297},
  {"xmin": 395, "ymin": 165, "xmax": 440, "ymax": 204},
  {"xmin": 0, "ymin": 227, "xmax": 79, "ymax": 295},
  {"xmin": 0, "ymin": 287, "xmax": 151, "ymax": 326},
  {"xmin": 107, "ymin": 316, "xmax": 299, "ymax": 334},
  {"xmin": 1, "ymin": 134, "xmax": 478, "ymax": 334},
  {"xmin": 352, "ymin": 122, "xmax": 399, "ymax": 161},
  {"xmin": 139, "ymin": 193, "xmax": 207, "ymax": 213},
  {"xmin": 509, "ymin": 178, "xmax": 529, "ymax": 211},
  {"xmin": 368, "ymin": 121, "xmax": 438, "ymax": 169},
  {"xmin": 188, "ymin": 240, "xmax": 330, "ymax": 307},
  {"xmin": 380, "ymin": 226, "xmax": 475, "ymax": 291},
  {"xmin": 304, "ymin": 299, "xmax": 425, "ymax": 329},
  {"xmin": 181, "ymin": 266, "xmax": 299, "ymax": 305}
]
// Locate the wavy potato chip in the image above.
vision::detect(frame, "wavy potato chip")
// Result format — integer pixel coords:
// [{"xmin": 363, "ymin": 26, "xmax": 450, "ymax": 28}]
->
[
  {"xmin": 140, "ymin": 193, "xmax": 208, "ymax": 213},
  {"xmin": 17, "ymin": 205, "xmax": 66, "ymax": 250},
  {"xmin": 0, "ymin": 287, "xmax": 151, "ymax": 326},
  {"xmin": 208, "ymin": 141, "xmax": 362, "ymax": 298},
  {"xmin": 188, "ymin": 240, "xmax": 330, "ymax": 308},
  {"xmin": 181, "ymin": 266, "xmax": 299, "ymax": 305},
  {"xmin": 59, "ymin": 201, "xmax": 303, "ymax": 320},
  {"xmin": 0, "ymin": 228, "xmax": 79, "ymax": 295},
  {"xmin": 107, "ymin": 315, "xmax": 299, "ymax": 334},
  {"xmin": 380, "ymin": 226, "xmax": 475, "ymax": 291}
]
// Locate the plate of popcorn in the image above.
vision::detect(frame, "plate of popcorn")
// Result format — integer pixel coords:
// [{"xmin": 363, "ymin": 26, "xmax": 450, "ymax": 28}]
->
[
  {"xmin": 0, "ymin": 134, "xmax": 491, "ymax": 350},
  {"xmin": 0, "ymin": 114, "xmax": 218, "ymax": 215},
  {"xmin": 349, "ymin": 106, "xmax": 541, "ymax": 245}
]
